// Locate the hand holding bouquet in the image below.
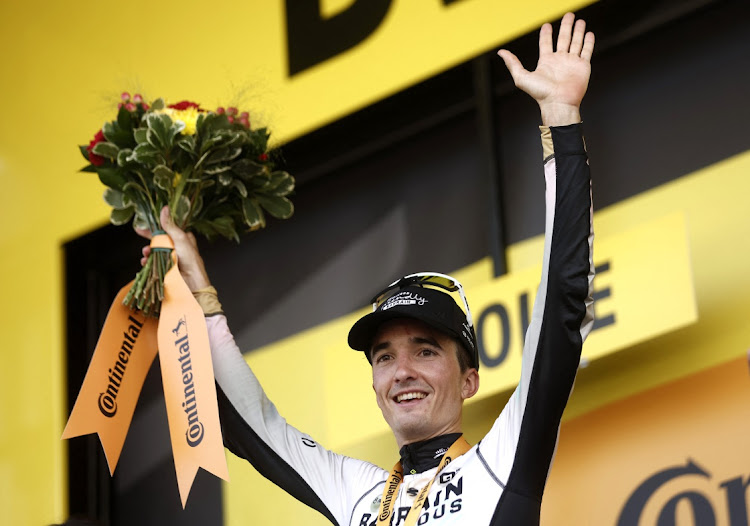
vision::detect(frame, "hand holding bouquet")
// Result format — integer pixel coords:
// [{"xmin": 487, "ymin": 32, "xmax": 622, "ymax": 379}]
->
[{"xmin": 81, "ymin": 93, "xmax": 295, "ymax": 316}]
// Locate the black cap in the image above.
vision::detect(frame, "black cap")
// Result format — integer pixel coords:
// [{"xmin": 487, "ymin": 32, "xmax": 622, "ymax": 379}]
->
[{"xmin": 348, "ymin": 285, "xmax": 478, "ymax": 369}]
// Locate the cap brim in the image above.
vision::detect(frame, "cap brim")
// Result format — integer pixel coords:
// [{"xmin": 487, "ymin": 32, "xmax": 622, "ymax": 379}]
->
[{"xmin": 347, "ymin": 308, "xmax": 460, "ymax": 355}]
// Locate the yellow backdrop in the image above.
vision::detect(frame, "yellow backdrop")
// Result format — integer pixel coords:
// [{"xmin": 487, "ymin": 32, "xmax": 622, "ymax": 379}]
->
[{"xmin": 4, "ymin": 0, "xmax": 750, "ymax": 525}]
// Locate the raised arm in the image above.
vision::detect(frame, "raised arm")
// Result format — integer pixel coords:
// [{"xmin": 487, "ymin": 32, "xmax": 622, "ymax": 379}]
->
[
  {"xmin": 479, "ymin": 14, "xmax": 596, "ymax": 521},
  {"xmin": 139, "ymin": 209, "xmax": 384, "ymax": 526}
]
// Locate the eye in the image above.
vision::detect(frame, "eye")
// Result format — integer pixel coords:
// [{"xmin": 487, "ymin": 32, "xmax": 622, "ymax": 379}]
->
[
  {"xmin": 374, "ymin": 353, "xmax": 392, "ymax": 364},
  {"xmin": 419, "ymin": 348, "xmax": 437, "ymax": 357}
]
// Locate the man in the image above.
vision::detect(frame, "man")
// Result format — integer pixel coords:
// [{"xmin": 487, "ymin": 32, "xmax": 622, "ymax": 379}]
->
[{"xmin": 148, "ymin": 12, "xmax": 595, "ymax": 525}]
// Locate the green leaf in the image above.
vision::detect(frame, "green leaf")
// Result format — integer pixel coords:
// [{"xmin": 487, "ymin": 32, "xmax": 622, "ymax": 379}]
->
[
  {"xmin": 198, "ymin": 134, "xmax": 225, "ymax": 155},
  {"xmin": 265, "ymin": 171, "xmax": 295, "ymax": 196},
  {"xmin": 96, "ymin": 167, "xmax": 127, "ymax": 190},
  {"xmin": 146, "ymin": 113, "xmax": 173, "ymax": 150},
  {"xmin": 131, "ymin": 143, "xmax": 160, "ymax": 164},
  {"xmin": 117, "ymin": 106, "xmax": 133, "ymax": 133},
  {"xmin": 134, "ymin": 128, "xmax": 148, "ymax": 144},
  {"xmin": 150, "ymin": 98, "xmax": 165, "ymax": 111},
  {"xmin": 133, "ymin": 207, "xmax": 151, "ymax": 231},
  {"xmin": 79, "ymin": 144, "xmax": 91, "ymax": 161},
  {"xmin": 204, "ymin": 165, "xmax": 232, "ymax": 175},
  {"xmin": 176, "ymin": 135, "xmax": 196, "ymax": 154},
  {"xmin": 117, "ymin": 148, "xmax": 133, "ymax": 167},
  {"xmin": 232, "ymin": 159, "xmax": 264, "ymax": 179},
  {"xmin": 173, "ymin": 195, "xmax": 191, "ymax": 227},
  {"xmin": 251, "ymin": 127, "xmax": 270, "ymax": 152},
  {"xmin": 205, "ymin": 146, "xmax": 242, "ymax": 166},
  {"xmin": 169, "ymin": 120, "xmax": 186, "ymax": 142},
  {"xmin": 92, "ymin": 141, "xmax": 119, "ymax": 159},
  {"xmin": 153, "ymin": 167, "xmax": 173, "ymax": 191},
  {"xmin": 110, "ymin": 206, "xmax": 135, "ymax": 226},
  {"xmin": 80, "ymin": 164, "xmax": 97, "ymax": 173},
  {"xmin": 103, "ymin": 188, "xmax": 126, "ymax": 208},
  {"xmin": 192, "ymin": 194, "xmax": 203, "ymax": 216},
  {"xmin": 198, "ymin": 112, "xmax": 230, "ymax": 137},
  {"xmin": 231, "ymin": 179, "xmax": 248, "ymax": 197},
  {"xmin": 242, "ymin": 198, "xmax": 266, "ymax": 230},
  {"xmin": 218, "ymin": 172, "xmax": 233, "ymax": 186},
  {"xmin": 102, "ymin": 120, "xmax": 134, "ymax": 149},
  {"xmin": 211, "ymin": 216, "xmax": 240, "ymax": 242},
  {"xmin": 122, "ymin": 181, "xmax": 146, "ymax": 195},
  {"xmin": 256, "ymin": 194, "xmax": 294, "ymax": 219}
]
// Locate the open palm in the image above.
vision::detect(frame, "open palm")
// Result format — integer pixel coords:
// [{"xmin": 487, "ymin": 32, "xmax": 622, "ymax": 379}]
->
[{"xmin": 499, "ymin": 13, "xmax": 595, "ymax": 116}]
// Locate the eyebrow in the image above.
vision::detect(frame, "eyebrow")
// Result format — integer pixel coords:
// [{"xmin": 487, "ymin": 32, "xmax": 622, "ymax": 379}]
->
[{"xmin": 370, "ymin": 335, "xmax": 444, "ymax": 358}]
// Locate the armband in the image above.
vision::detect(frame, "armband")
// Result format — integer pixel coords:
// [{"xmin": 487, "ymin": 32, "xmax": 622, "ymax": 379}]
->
[{"xmin": 192, "ymin": 286, "xmax": 224, "ymax": 316}]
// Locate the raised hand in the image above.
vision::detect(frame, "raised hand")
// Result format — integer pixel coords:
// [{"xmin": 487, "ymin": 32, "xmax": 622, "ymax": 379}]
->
[
  {"xmin": 136, "ymin": 206, "xmax": 212, "ymax": 292},
  {"xmin": 498, "ymin": 12, "xmax": 595, "ymax": 126}
]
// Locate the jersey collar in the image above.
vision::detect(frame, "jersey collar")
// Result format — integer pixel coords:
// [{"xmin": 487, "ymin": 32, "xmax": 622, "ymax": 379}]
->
[{"xmin": 399, "ymin": 433, "xmax": 462, "ymax": 475}]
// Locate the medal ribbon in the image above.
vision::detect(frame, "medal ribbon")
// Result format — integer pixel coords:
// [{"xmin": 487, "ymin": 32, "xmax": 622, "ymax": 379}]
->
[{"xmin": 376, "ymin": 436, "xmax": 471, "ymax": 526}]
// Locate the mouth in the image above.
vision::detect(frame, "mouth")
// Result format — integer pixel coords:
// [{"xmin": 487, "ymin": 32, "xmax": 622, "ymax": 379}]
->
[{"xmin": 393, "ymin": 391, "xmax": 428, "ymax": 404}]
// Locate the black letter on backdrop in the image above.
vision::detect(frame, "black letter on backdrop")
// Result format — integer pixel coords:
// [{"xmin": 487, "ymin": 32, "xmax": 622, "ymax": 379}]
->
[
  {"xmin": 720, "ymin": 476, "xmax": 750, "ymax": 526},
  {"xmin": 593, "ymin": 261, "xmax": 615, "ymax": 330},
  {"xmin": 286, "ymin": 0, "xmax": 392, "ymax": 76},
  {"xmin": 477, "ymin": 304, "xmax": 510, "ymax": 368},
  {"xmin": 518, "ymin": 291, "xmax": 531, "ymax": 344},
  {"xmin": 656, "ymin": 491, "xmax": 716, "ymax": 526}
]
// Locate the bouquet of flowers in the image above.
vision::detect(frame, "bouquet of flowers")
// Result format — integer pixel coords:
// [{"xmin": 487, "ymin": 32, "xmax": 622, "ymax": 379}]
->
[{"xmin": 81, "ymin": 93, "xmax": 295, "ymax": 316}]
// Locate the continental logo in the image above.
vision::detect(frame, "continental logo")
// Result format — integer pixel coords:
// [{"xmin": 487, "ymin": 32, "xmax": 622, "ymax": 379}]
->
[
  {"xmin": 378, "ymin": 468, "xmax": 402, "ymax": 522},
  {"xmin": 172, "ymin": 317, "xmax": 205, "ymax": 447},
  {"xmin": 617, "ymin": 459, "xmax": 749, "ymax": 525},
  {"xmin": 97, "ymin": 315, "xmax": 144, "ymax": 417}
]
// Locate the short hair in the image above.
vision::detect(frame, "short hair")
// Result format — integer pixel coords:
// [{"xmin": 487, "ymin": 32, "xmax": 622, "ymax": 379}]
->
[{"xmin": 454, "ymin": 338, "xmax": 473, "ymax": 373}]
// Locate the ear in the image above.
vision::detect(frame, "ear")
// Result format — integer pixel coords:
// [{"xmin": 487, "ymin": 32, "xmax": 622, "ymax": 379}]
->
[{"xmin": 461, "ymin": 369, "xmax": 479, "ymax": 400}]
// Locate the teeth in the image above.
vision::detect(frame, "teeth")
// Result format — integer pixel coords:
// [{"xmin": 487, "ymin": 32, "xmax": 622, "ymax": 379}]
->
[{"xmin": 396, "ymin": 392, "xmax": 427, "ymax": 403}]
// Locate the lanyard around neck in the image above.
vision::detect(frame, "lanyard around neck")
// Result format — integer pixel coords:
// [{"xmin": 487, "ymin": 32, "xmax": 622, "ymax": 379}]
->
[{"xmin": 376, "ymin": 436, "xmax": 471, "ymax": 526}]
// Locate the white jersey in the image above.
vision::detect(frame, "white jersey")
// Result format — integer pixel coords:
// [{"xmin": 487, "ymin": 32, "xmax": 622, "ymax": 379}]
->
[{"xmin": 209, "ymin": 124, "xmax": 595, "ymax": 525}]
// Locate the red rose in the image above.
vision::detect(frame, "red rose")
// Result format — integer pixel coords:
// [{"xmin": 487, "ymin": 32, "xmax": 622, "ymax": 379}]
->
[
  {"xmin": 258, "ymin": 153, "xmax": 268, "ymax": 162},
  {"xmin": 87, "ymin": 130, "xmax": 106, "ymax": 166},
  {"xmin": 168, "ymin": 100, "xmax": 202, "ymax": 111}
]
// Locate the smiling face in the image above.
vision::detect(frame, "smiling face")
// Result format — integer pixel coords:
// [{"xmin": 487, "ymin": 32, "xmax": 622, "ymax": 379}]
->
[{"xmin": 370, "ymin": 318, "xmax": 479, "ymax": 448}]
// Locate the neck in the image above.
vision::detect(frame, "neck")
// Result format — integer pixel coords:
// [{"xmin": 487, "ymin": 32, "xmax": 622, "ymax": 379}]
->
[{"xmin": 394, "ymin": 422, "xmax": 463, "ymax": 450}]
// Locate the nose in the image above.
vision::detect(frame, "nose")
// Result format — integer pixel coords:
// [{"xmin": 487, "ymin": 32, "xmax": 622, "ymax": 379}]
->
[{"xmin": 393, "ymin": 353, "xmax": 418, "ymax": 383}]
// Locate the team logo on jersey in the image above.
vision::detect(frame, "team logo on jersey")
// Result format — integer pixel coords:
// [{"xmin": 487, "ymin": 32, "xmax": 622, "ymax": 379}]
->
[
  {"xmin": 301, "ymin": 437, "xmax": 316, "ymax": 448},
  {"xmin": 439, "ymin": 471, "xmax": 455, "ymax": 484},
  {"xmin": 433, "ymin": 447, "xmax": 448, "ymax": 459}
]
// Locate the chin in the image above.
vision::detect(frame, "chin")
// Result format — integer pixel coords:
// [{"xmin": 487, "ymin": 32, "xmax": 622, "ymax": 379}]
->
[{"xmin": 393, "ymin": 421, "xmax": 431, "ymax": 442}]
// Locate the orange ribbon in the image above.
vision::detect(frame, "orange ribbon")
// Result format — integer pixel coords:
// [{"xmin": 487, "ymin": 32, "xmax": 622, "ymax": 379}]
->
[{"xmin": 63, "ymin": 234, "xmax": 228, "ymax": 507}]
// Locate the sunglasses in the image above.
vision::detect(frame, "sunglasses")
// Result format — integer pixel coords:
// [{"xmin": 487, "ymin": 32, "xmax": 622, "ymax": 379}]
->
[{"xmin": 370, "ymin": 272, "xmax": 474, "ymax": 329}]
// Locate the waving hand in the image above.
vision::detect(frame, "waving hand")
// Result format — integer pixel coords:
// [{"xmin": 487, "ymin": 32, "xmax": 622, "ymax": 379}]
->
[{"xmin": 498, "ymin": 13, "xmax": 595, "ymax": 126}]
